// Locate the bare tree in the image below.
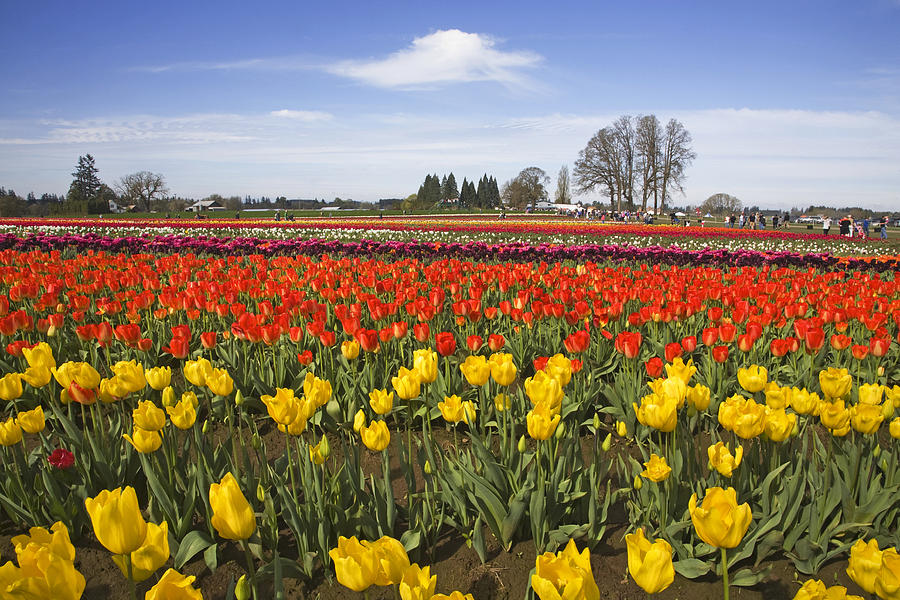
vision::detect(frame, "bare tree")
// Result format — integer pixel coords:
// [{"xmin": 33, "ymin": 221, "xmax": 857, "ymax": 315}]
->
[
  {"xmin": 700, "ymin": 193, "xmax": 742, "ymax": 215},
  {"xmin": 554, "ymin": 165, "xmax": 571, "ymax": 204},
  {"xmin": 611, "ymin": 116, "xmax": 636, "ymax": 210},
  {"xmin": 117, "ymin": 171, "xmax": 169, "ymax": 212},
  {"xmin": 573, "ymin": 118, "xmax": 636, "ymax": 212},
  {"xmin": 635, "ymin": 114, "xmax": 663, "ymax": 213},
  {"xmin": 501, "ymin": 166, "xmax": 549, "ymax": 210},
  {"xmin": 659, "ymin": 119, "xmax": 695, "ymax": 213}
]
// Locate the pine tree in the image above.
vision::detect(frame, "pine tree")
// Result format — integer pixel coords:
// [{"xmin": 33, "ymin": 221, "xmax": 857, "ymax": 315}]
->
[
  {"xmin": 440, "ymin": 175, "xmax": 449, "ymax": 201},
  {"xmin": 475, "ymin": 175, "xmax": 487, "ymax": 208},
  {"xmin": 458, "ymin": 178, "xmax": 470, "ymax": 208},
  {"xmin": 443, "ymin": 172, "xmax": 459, "ymax": 201},
  {"xmin": 69, "ymin": 154, "xmax": 102, "ymax": 203}
]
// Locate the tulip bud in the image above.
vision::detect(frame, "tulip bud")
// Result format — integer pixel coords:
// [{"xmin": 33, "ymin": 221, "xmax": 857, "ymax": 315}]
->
[
  {"xmin": 873, "ymin": 444, "xmax": 881, "ymax": 458},
  {"xmin": 251, "ymin": 433, "xmax": 262, "ymax": 450},
  {"xmin": 881, "ymin": 458, "xmax": 889, "ymax": 471},
  {"xmin": 517, "ymin": 435, "xmax": 527, "ymax": 453},
  {"xmin": 878, "ymin": 366, "xmax": 885, "ymax": 376},
  {"xmin": 319, "ymin": 434, "xmax": 331, "ymax": 459},
  {"xmin": 592, "ymin": 413, "xmax": 601, "ymax": 430},
  {"xmin": 162, "ymin": 386, "xmax": 176, "ymax": 407},
  {"xmin": 202, "ymin": 419, "xmax": 209, "ymax": 434},
  {"xmin": 47, "ymin": 325, "xmax": 58, "ymax": 337},
  {"xmin": 256, "ymin": 483, "xmax": 265, "ymax": 503},
  {"xmin": 633, "ymin": 475, "xmax": 643, "ymax": 490},
  {"xmin": 235, "ymin": 574, "xmax": 251, "ymax": 600},
  {"xmin": 791, "ymin": 421, "xmax": 800, "ymax": 437},
  {"xmin": 687, "ymin": 405, "xmax": 697, "ymax": 418},
  {"xmin": 616, "ymin": 421, "xmax": 627, "ymax": 437},
  {"xmin": 424, "ymin": 460, "xmax": 432, "ymax": 475},
  {"xmin": 601, "ymin": 433, "xmax": 612, "ymax": 451},
  {"xmin": 326, "ymin": 399, "xmax": 341, "ymax": 421},
  {"xmin": 555, "ymin": 422, "xmax": 566, "ymax": 440},
  {"xmin": 56, "ymin": 303, "xmax": 66, "ymax": 313},
  {"xmin": 235, "ymin": 389, "xmax": 244, "ymax": 406}
]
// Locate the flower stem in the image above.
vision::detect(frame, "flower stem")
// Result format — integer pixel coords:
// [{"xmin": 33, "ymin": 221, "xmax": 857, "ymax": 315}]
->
[
  {"xmin": 125, "ymin": 554, "xmax": 137, "ymax": 600},
  {"xmin": 241, "ymin": 539, "xmax": 259, "ymax": 600},
  {"xmin": 721, "ymin": 547, "xmax": 729, "ymax": 600}
]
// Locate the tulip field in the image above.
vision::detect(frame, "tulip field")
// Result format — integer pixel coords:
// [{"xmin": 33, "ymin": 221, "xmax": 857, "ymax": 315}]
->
[{"xmin": 0, "ymin": 216, "xmax": 898, "ymax": 599}]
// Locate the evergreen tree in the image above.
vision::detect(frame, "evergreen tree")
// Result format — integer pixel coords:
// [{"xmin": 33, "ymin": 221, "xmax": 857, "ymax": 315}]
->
[
  {"xmin": 458, "ymin": 177, "xmax": 471, "ymax": 208},
  {"xmin": 442, "ymin": 172, "xmax": 459, "ymax": 201},
  {"xmin": 489, "ymin": 176, "xmax": 501, "ymax": 207},
  {"xmin": 475, "ymin": 175, "xmax": 487, "ymax": 208},
  {"xmin": 69, "ymin": 154, "xmax": 102, "ymax": 203}
]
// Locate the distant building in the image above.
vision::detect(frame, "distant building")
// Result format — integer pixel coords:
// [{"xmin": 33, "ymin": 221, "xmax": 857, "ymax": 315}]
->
[{"xmin": 186, "ymin": 200, "xmax": 225, "ymax": 212}]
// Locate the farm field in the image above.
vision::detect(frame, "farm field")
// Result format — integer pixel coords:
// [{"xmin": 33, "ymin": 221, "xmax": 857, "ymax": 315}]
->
[{"xmin": 0, "ymin": 216, "xmax": 898, "ymax": 599}]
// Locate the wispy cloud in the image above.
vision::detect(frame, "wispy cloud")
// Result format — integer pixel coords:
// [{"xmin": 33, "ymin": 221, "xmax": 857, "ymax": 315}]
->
[
  {"xmin": 131, "ymin": 57, "xmax": 320, "ymax": 73},
  {"xmin": 269, "ymin": 109, "xmax": 333, "ymax": 122},
  {"xmin": 325, "ymin": 29, "xmax": 541, "ymax": 90}
]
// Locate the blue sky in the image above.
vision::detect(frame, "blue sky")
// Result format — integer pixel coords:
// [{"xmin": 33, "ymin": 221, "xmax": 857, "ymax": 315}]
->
[{"xmin": 2, "ymin": 0, "xmax": 899, "ymax": 209}]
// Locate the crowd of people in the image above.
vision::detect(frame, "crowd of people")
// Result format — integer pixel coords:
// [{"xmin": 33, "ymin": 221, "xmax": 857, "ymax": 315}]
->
[{"xmin": 820, "ymin": 214, "xmax": 889, "ymax": 239}]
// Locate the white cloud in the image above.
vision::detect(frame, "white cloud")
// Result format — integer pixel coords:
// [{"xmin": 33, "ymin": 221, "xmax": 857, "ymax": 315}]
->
[
  {"xmin": 325, "ymin": 29, "xmax": 542, "ymax": 89},
  {"xmin": 269, "ymin": 109, "xmax": 333, "ymax": 122}
]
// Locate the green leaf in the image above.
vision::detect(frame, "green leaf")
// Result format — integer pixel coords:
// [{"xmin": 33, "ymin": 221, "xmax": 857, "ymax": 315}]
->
[
  {"xmin": 730, "ymin": 564, "xmax": 773, "ymax": 587},
  {"xmin": 174, "ymin": 530, "xmax": 215, "ymax": 569},
  {"xmin": 673, "ymin": 558, "xmax": 711, "ymax": 579}
]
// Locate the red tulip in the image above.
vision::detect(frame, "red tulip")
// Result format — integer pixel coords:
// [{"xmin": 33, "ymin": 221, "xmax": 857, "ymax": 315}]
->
[
  {"xmin": 297, "ymin": 350, "xmax": 314, "ymax": 365},
  {"xmin": 162, "ymin": 336, "xmax": 190, "ymax": 359},
  {"xmin": 664, "ymin": 342, "xmax": 683, "ymax": 362},
  {"xmin": 533, "ymin": 356, "xmax": 550, "ymax": 372},
  {"xmin": 770, "ymin": 339, "xmax": 789, "ymax": 357},
  {"xmin": 435, "ymin": 332, "xmax": 456, "ymax": 356},
  {"xmin": 737, "ymin": 334, "xmax": 755, "ymax": 352},
  {"xmin": 615, "ymin": 331, "xmax": 643, "ymax": 359},
  {"xmin": 563, "ymin": 330, "xmax": 589, "ymax": 354},
  {"xmin": 645, "ymin": 357, "xmax": 664, "ymax": 378},
  {"xmin": 712, "ymin": 345, "xmax": 729, "ymax": 363},
  {"xmin": 718, "ymin": 322, "xmax": 737, "ymax": 343},
  {"xmin": 467, "ymin": 335, "xmax": 483, "ymax": 352},
  {"xmin": 681, "ymin": 335, "xmax": 697, "ymax": 353},
  {"xmin": 200, "ymin": 332, "xmax": 217, "ymax": 349},
  {"xmin": 804, "ymin": 327, "xmax": 825, "ymax": 353},
  {"xmin": 413, "ymin": 322, "xmax": 430, "ymax": 342},
  {"xmin": 488, "ymin": 334, "xmax": 506, "ymax": 352},
  {"xmin": 391, "ymin": 321, "xmax": 408, "ymax": 339},
  {"xmin": 319, "ymin": 331, "xmax": 337, "ymax": 347},
  {"xmin": 870, "ymin": 337, "xmax": 890, "ymax": 357},
  {"xmin": 48, "ymin": 448, "xmax": 75, "ymax": 469},
  {"xmin": 701, "ymin": 327, "xmax": 719, "ymax": 346},
  {"xmin": 851, "ymin": 345, "xmax": 869, "ymax": 360},
  {"xmin": 356, "ymin": 329, "xmax": 380, "ymax": 353},
  {"xmin": 830, "ymin": 334, "xmax": 851, "ymax": 350}
]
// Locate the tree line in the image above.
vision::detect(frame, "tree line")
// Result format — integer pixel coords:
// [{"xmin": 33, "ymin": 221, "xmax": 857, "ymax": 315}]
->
[{"xmin": 411, "ymin": 173, "xmax": 501, "ymax": 210}]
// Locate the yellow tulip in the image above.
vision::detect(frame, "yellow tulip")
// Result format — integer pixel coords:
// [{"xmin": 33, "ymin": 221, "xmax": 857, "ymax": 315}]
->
[
  {"xmin": 851, "ymin": 403, "xmax": 883, "ymax": 435},
  {"xmin": 461, "ymin": 400, "xmax": 477, "ymax": 425},
  {"xmin": 764, "ymin": 385, "xmax": 791, "ymax": 410},
  {"xmin": 278, "ymin": 414, "xmax": 308, "ymax": 436},
  {"xmin": 367, "ymin": 535, "xmax": 410, "ymax": 586},
  {"xmin": 52, "ymin": 361, "xmax": 101, "ymax": 390},
  {"xmin": 412, "ymin": 348, "xmax": 438, "ymax": 384},
  {"xmin": 84, "ymin": 486, "xmax": 148, "ymax": 555},
  {"xmin": 718, "ymin": 395, "xmax": 766, "ymax": 439},
  {"xmin": 459, "ymin": 355, "xmax": 490, "ymax": 387},
  {"xmin": 133, "ymin": 400, "xmax": 166, "ymax": 431},
  {"xmin": 648, "ymin": 377, "xmax": 687, "ymax": 408},
  {"xmin": 689, "ymin": 487, "xmax": 752, "ymax": 548},
  {"xmin": 889, "ymin": 385, "xmax": 900, "ymax": 409},
  {"xmin": 302, "ymin": 372, "xmax": 332, "ymax": 408},
  {"xmin": 858, "ymin": 383, "xmax": 884, "ymax": 406},
  {"xmin": 110, "ymin": 360, "xmax": 146, "ymax": 394},
  {"xmin": 687, "ymin": 384, "xmax": 711, "ymax": 411},
  {"xmin": 209, "ymin": 472, "xmax": 256, "ymax": 541},
  {"xmin": 16, "ymin": 406, "xmax": 45, "ymax": 434},
  {"xmin": 182, "ymin": 358, "xmax": 211, "ymax": 387},
  {"xmin": 161, "ymin": 386, "xmax": 177, "ymax": 407},
  {"xmin": 875, "ymin": 547, "xmax": 900, "ymax": 600},
  {"xmin": 891, "ymin": 417, "xmax": 900, "ymax": 439},
  {"xmin": 329, "ymin": 536, "xmax": 378, "ymax": 592},
  {"xmin": 764, "ymin": 408, "xmax": 796, "ymax": 443},
  {"xmin": 309, "ymin": 435, "xmax": 329, "ymax": 465},
  {"xmin": 0, "ymin": 372, "xmax": 23, "ymax": 400},
  {"xmin": 8, "ymin": 533, "xmax": 85, "ymax": 600},
  {"xmin": 0, "ymin": 417, "xmax": 23, "ymax": 446},
  {"xmin": 99, "ymin": 376, "xmax": 129, "ymax": 402},
  {"xmin": 641, "ymin": 454, "xmax": 672, "ymax": 482},
  {"xmin": 112, "ymin": 521, "xmax": 169, "ymax": 582},
  {"xmin": 341, "ymin": 340, "xmax": 360, "ymax": 360},
  {"xmin": 793, "ymin": 579, "xmax": 862, "ymax": 600},
  {"xmin": 525, "ymin": 370, "xmax": 564, "ymax": 413},
  {"xmin": 616, "ymin": 420, "xmax": 628, "ymax": 437},
  {"xmin": 146, "ymin": 366, "xmax": 172, "ymax": 391},
  {"xmin": 22, "ymin": 342, "xmax": 56, "ymax": 371},
  {"xmin": 261, "ymin": 388, "xmax": 300, "ymax": 426},
  {"xmin": 166, "ymin": 398, "xmax": 197, "ymax": 430},
  {"xmin": 544, "ymin": 354, "xmax": 572, "ymax": 387},
  {"xmin": 791, "ymin": 388, "xmax": 821, "ymax": 416},
  {"xmin": 145, "ymin": 569, "xmax": 203, "ymax": 600},
  {"xmin": 392, "ymin": 366, "xmax": 422, "ymax": 400},
  {"xmin": 11, "ymin": 521, "xmax": 76, "ymax": 563},
  {"xmin": 819, "ymin": 367, "xmax": 852, "ymax": 399},
  {"xmin": 432, "ymin": 593, "xmax": 475, "ymax": 600},
  {"xmin": 633, "ymin": 392, "xmax": 677, "ymax": 433},
  {"xmin": 353, "ymin": 409, "xmax": 366, "ymax": 433},
  {"xmin": 439, "ymin": 395, "xmax": 465, "ymax": 423},
  {"xmin": 206, "ymin": 367, "xmax": 234, "ymax": 397},
  {"xmin": 361, "ymin": 420, "xmax": 391, "ymax": 452},
  {"xmin": 399, "ymin": 563, "xmax": 436, "ymax": 600},
  {"xmin": 531, "ymin": 538, "xmax": 599, "ymax": 600},
  {"xmin": 493, "ymin": 392, "xmax": 511, "ymax": 412},
  {"xmin": 625, "ymin": 528, "xmax": 675, "ymax": 594},
  {"xmin": 182, "ymin": 390, "xmax": 199, "ymax": 407},
  {"xmin": 665, "ymin": 356, "xmax": 696, "ymax": 385},
  {"xmin": 737, "ymin": 364, "xmax": 768, "ymax": 393},
  {"xmin": 527, "ymin": 403, "xmax": 561, "ymax": 441},
  {"xmin": 819, "ymin": 399, "xmax": 851, "ymax": 434},
  {"xmin": 123, "ymin": 427, "xmax": 162, "ymax": 453},
  {"xmin": 20, "ymin": 365, "xmax": 52, "ymax": 388},
  {"xmin": 489, "ymin": 352, "xmax": 517, "ymax": 386},
  {"xmin": 708, "ymin": 442, "xmax": 743, "ymax": 478},
  {"xmin": 369, "ymin": 388, "xmax": 394, "ymax": 415},
  {"xmin": 846, "ymin": 538, "xmax": 882, "ymax": 595}
]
